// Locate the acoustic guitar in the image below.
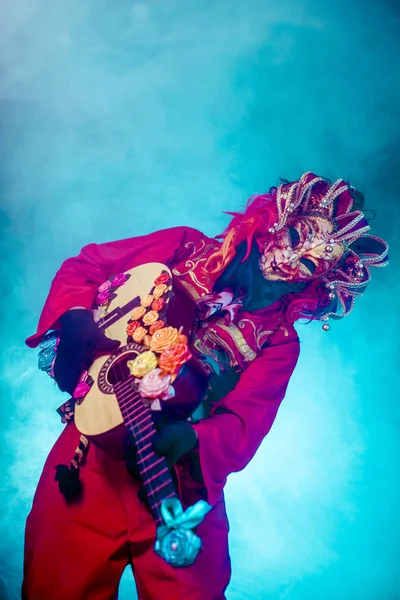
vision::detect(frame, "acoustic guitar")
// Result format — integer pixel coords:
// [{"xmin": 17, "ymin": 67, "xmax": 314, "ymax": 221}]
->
[{"xmin": 71, "ymin": 262, "xmax": 211, "ymax": 567}]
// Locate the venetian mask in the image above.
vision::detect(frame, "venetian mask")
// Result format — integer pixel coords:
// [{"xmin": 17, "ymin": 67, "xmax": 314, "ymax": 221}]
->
[{"xmin": 259, "ymin": 216, "xmax": 345, "ymax": 282}]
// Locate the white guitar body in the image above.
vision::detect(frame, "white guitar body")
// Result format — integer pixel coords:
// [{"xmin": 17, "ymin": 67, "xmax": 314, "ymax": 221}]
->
[{"xmin": 74, "ymin": 262, "xmax": 171, "ymax": 440}]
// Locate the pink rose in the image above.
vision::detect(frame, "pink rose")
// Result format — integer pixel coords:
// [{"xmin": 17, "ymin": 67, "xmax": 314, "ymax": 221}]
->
[
  {"xmin": 73, "ymin": 380, "xmax": 91, "ymax": 399},
  {"xmin": 111, "ymin": 273, "xmax": 128, "ymax": 287},
  {"xmin": 72, "ymin": 370, "xmax": 91, "ymax": 399},
  {"xmin": 96, "ymin": 291, "xmax": 110, "ymax": 305},
  {"xmin": 138, "ymin": 368, "xmax": 171, "ymax": 399},
  {"xmin": 98, "ymin": 280, "xmax": 112, "ymax": 293}
]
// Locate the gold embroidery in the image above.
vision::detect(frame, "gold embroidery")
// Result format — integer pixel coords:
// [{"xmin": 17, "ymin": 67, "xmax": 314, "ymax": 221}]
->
[
  {"xmin": 238, "ymin": 318, "xmax": 257, "ymax": 337},
  {"xmin": 238, "ymin": 318, "xmax": 277, "ymax": 349},
  {"xmin": 257, "ymin": 330, "xmax": 275, "ymax": 346},
  {"xmin": 173, "ymin": 238, "xmax": 220, "ymax": 297},
  {"xmin": 186, "ymin": 268, "xmax": 211, "ymax": 296},
  {"xmin": 198, "ymin": 317, "xmax": 257, "ymax": 365},
  {"xmin": 174, "ymin": 236, "xmax": 289, "ymax": 365},
  {"xmin": 214, "ymin": 319, "xmax": 257, "ymax": 362},
  {"xmin": 205, "ymin": 329, "xmax": 238, "ymax": 367},
  {"xmin": 192, "ymin": 335, "xmax": 217, "ymax": 362}
]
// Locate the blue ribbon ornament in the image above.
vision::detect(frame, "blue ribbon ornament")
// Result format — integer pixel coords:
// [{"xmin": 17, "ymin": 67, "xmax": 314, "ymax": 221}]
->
[
  {"xmin": 154, "ymin": 498, "xmax": 212, "ymax": 567},
  {"xmin": 38, "ymin": 331, "xmax": 60, "ymax": 376}
]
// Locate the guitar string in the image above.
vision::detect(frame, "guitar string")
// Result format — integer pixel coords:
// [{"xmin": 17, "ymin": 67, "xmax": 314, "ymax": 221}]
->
[
  {"xmin": 120, "ymin": 386, "xmax": 177, "ymax": 525},
  {"xmin": 128, "ymin": 404, "xmax": 176, "ymax": 522},
  {"xmin": 100, "ymin": 289, "xmax": 178, "ymax": 520},
  {"xmin": 114, "ymin": 380, "xmax": 163, "ymax": 520},
  {"xmin": 98, "ymin": 315, "xmax": 166, "ymax": 514},
  {"xmin": 120, "ymin": 383, "xmax": 176, "ymax": 504},
  {"xmin": 114, "ymin": 377, "xmax": 160, "ymax": 503},
  {"xmin": 115, "ymin": 378, "xmax": 176, "ymax": 521}
]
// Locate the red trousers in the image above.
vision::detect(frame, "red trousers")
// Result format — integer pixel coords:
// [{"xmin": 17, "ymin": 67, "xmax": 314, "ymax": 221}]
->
[{"xmin": 22, "ymin": 423, "xmax": 231, "ymax": 600}]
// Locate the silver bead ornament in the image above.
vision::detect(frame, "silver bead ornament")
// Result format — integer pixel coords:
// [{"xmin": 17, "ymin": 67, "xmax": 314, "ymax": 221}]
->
[{"xmin": 322, "ymin": 323, "xmax": 330, "ymax": 331}]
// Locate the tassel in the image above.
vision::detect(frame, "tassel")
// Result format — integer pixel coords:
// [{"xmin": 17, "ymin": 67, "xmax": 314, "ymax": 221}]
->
[
  {"xmin": 55, "ymin": 464, "xmax": 82, "ymax": 503},
  {"xmin": 54, "ymin": 433, "xmax": 89, "ymax": 502}
]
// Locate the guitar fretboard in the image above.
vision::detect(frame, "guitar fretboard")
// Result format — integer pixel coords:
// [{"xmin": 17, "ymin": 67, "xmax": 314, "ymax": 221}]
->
[{"xmin": 114, "ymin": 379, "xmax": 177, "ymax": 526}]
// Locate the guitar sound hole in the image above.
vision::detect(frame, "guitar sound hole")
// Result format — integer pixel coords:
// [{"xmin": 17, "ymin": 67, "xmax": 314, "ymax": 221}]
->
[
  {"xmin": 107, "ymin": 353, "xmax": 139, "ymax": 386},
  {"xmin": 98, "ymin": 343, "xmax": 144, "ymax": 394}
]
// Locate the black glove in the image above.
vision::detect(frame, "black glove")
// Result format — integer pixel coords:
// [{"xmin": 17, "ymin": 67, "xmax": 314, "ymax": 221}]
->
[
  {"xmin": 54, "ymin": 308, "xmax": 120, "ymax": 394},
  {"xmin": 152, "ymin": 421, "xmax": 198, "ymax": 467}
]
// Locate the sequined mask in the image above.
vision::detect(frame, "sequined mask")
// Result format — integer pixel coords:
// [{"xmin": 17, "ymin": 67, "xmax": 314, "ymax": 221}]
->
[
  {"xmin": 256, "ymin": 173, "xmax": 388, "ymax": 321},
  {"xmin": 259, "ymin": 216, "xmax": 344, "ymax": 282}
]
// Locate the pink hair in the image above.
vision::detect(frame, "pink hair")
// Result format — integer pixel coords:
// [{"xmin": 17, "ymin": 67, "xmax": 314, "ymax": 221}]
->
[
  {"xmin": 204, "ymin": 191, "xmax": 278, "ymax": 275},
  {"xmin": 284, "ymin": 281, "xmax": 332, "ymax": 323}
]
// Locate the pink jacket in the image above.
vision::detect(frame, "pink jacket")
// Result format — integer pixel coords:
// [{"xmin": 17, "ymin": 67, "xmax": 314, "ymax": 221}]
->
[{"xmin": 26, "ymin": 226, "xmax": 300, "ymax": 506}]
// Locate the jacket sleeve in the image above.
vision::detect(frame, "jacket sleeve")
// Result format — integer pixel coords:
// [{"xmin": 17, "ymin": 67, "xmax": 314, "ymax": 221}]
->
[
  {"xmin": 26, "ymin": 226, "xmax": 203, "ymax": 348},
  {"xmin": 191, "ymin": 338, "xmax": 300, "ymax": 506}
]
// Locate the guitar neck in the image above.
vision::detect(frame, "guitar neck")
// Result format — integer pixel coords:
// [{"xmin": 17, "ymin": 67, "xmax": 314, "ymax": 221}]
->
[{"xmin": 114, "ymin": 379, "xmax": 177, "ymax": 526}]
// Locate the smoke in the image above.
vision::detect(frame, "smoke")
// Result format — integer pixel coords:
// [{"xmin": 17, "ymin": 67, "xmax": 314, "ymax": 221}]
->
[{"xmin": 0, "ymin": 1, "xmax": 399, "ymax": 598}]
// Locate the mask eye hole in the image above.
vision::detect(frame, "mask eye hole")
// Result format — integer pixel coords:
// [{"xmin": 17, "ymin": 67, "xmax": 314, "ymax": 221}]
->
[
  {"xmin": 289, "ymin": 226, "xmax": 300, "ymax": 249},
  {"xmin": 299, "ymin": 257, "xmax": 316, "ymax": 274}
]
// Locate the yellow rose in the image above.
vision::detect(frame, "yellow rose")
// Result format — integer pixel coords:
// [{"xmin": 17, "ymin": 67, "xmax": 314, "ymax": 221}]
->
[
  {"xmin": 132, "ymin": 326, "xmax": 147, "ymax": 342},
  {"xmin": 153, "ymin": 284, "xmax": 168, "ymax": 299},
  {"xmin": 140, "ymin": 294, "xmax": 154, "ymax": 308},
  {"xmin": 127, "ymin": 351, "xmax": 158, "ymax": 378},
  {"xmin": 149, "ymin": 326, "xmax": 179, "ymax": 353},
  {"xmin": 131, "ymin": 306, "xmax": 146, "ymax": 320},
  {"xmin": 143, "ymin": 310, "xmax": 159, "ymax": 325}
]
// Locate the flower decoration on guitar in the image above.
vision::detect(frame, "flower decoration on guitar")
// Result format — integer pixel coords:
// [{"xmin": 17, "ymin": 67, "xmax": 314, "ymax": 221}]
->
[
  {"xmin": 140, "ymin": 294, "xmax": 154, "ymax": 308},
  {"xmin": 158, "ymin": 343, "xmax": 192, "ymax": 376},
  {"xmin": 149, "ymin": 320, "xmax": 165, "ymax": 334},
  {"xmin": 93, "ymin": 272, "xmax": 131, "ymax": 323},
  {"xmin": 143, "ymin": 310, "xmax": 160, "ymax": 325},
  {"xmin": 40, "ymin": 272, "xmax": 131, "ymax": 406},
  {"xmin": 124, "ymin": 270, "xmax": 192, "ymax": 411},
  {"xmin": 127, "ymin": 351, "xmax": 158, "ymax": 378},
  {"xmin": 138, "ymin": 368, "xmax": 175, "ymax": 410},
  {"xmin": 73, "ymin": 371, "xmax": 94, "ymax": 404},
  {"xmin": 69, "ymin": 272, "xmax": 131, "ymax": 398}
]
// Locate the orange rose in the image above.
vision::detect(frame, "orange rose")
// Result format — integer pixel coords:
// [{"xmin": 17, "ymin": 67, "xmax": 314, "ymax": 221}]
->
[
  {"xmin": 158, "ymin": 343, "xmax": 192, "ymax": 374},
  {"xmin": 153, "ymin": 284, "xmax": 168, "ymax": 299},
  {"xmin": 154, "ymin": 272, "xmax": 170, "ymax": 286},
  {"xmin": 132, "ymin": 326, "xmax": 147, "ymax": 343},
  {"xmin": 178, "ymin": 334, "xmax": 188, "ymax": 345},
  {"xmin": 142, "ymin": 310, "xmax": 159, "ymax": 325},
  {"xmin": 151, "ymin": 297, "xmax": 165, "ymax": 312},
  {"xmin": 149, "ymin": 326, "xmax": 179, "ymax": 353},
  {"xmin": 140, "ymin": 294, "xmax": 154, "ymax": 308},
  {"xmin": 131, "ymin": 306, "xmax": 146, "ymax": 320},
  {"xmin": 149, "ymin": 320, "xmax": 165, "ymax": 335},
  {"xmin": 126, "ymin": 320, "xmax": 140, "ymax": 336}
]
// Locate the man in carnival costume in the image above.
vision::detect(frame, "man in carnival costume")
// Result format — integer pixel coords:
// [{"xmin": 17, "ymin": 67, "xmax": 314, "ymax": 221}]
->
[{"xmin": 23, "ymin": 172, "xmax": 388, "ymax": 600}]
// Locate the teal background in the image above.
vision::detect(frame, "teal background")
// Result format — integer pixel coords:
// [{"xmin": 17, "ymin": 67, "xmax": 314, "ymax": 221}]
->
[{"xmin": 0, "ymin": 1, "xmax": 399, "ymax": 598}]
